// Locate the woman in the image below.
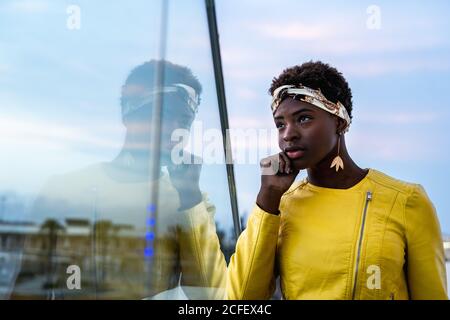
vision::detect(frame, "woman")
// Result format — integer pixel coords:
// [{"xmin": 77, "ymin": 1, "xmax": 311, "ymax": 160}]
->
[{"xmin": 227, "ymin": 61, "xmax": 447, "ymax": 300}]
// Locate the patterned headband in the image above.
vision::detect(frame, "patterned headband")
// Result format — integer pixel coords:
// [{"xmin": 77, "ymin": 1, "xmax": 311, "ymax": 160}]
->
[
  {"xmin": 122, "ymin": 83, "xmax": 200, "ymax": 117},
  {"xmin": 271, "ymin": 84, "xmax": 351, "ymax": 132}
]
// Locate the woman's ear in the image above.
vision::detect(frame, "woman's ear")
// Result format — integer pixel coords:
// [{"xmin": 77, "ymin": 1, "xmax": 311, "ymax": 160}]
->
[{"xmin": 335, "ymin": 118, "xmax": 346, "ymax": 134}]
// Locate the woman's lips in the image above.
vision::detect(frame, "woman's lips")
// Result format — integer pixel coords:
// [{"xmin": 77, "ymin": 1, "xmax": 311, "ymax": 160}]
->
[{"xmin": 286, "ymin": 149, "xmax": 305, "ymax": 159}]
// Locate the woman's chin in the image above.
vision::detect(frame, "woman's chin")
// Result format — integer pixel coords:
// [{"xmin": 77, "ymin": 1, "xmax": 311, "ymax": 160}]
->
[{"xmin": 292, "ymin": 158, "xmax": 309, "ymax": 171}]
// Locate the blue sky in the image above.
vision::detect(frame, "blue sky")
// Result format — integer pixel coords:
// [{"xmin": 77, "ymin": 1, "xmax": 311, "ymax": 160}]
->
[{"xmin": 1, "ymin": 0, "xmax": 450, "ymax": 235}]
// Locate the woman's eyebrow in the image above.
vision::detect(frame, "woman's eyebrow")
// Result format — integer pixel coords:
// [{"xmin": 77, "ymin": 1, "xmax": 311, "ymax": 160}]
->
[{"xmin": 274, "ymin": 108, "xmax": 314, "ymax": 120}]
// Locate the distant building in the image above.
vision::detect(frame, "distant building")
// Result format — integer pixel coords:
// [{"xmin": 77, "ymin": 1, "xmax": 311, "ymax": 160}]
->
[{"xmin": 443, "ymin": 234, "xmax": 450, "ymax": 261}]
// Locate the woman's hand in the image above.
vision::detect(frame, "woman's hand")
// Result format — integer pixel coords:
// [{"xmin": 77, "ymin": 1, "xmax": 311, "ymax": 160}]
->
[
  {"xmin": 256, "ymin": 152, "xmax": 300, "ymax": 215},
  {"xmin": 168, "ymin": 151, "xmax": 203, "ymax": 210}
]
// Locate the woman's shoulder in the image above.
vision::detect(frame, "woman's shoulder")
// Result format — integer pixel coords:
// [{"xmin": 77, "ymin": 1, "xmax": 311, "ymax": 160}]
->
[
  {"xmin": 279, "ymin": 168, "xmax": 429, "ymax": 200},
  {"xmin": 366, "ymin": 168, "xmax": 424, "ymax": 196},
  {"xmin": 369, "ymin": 169, "xmax": 434, "ymax": 211}
]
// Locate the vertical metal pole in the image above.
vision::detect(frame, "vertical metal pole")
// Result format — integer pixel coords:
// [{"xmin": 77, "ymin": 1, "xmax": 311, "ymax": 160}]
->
[
  {"xmin": 146, "ymin": 0, "xmax": 169, "ymax": 296},
  {"xmin": 205, "ymin": 0, "xmax": 242, "ymax": 240}
]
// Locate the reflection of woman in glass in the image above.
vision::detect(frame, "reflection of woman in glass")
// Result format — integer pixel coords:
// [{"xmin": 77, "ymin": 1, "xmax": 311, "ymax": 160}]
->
[
  {"xmin": 116, "ymin": 60, "xmax": 227, "ymax": 299},
  {"xmin": 13, "ymin": 60, "xmax": 227, "ymax": 300},
  {"xmin": 227, "ymin": 61, "xmax": 447, "ymax": 300}
]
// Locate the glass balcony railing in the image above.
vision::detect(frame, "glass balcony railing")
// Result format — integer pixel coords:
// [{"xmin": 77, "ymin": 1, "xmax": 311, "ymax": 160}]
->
[{"xmin": 0, "ymin": 0, "xmax": 238, "ymax": 300}]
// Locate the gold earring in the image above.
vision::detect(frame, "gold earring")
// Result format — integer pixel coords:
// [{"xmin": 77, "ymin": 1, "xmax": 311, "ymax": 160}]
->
[{"xmin": 330, "ymin": 133, "xmax": 344, "ymax": 172}]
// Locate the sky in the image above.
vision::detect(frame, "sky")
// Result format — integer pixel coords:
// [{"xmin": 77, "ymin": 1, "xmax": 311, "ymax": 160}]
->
[{"xmin": 0, "ymin": 0, "xmax": 450, "ymax": 236}]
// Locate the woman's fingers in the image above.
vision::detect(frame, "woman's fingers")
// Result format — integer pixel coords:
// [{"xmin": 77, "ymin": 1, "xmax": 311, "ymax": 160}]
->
[
  {"xmin": 260, "ymin": 153, "xmax": 299, "ymax": 176},
  {"xmin": 279, "ymin": 152, "xmax": 291, "ymax": 174},
  {"xmin": 278, "ymin": 153, "xmax": 286, "ymax": 174}
]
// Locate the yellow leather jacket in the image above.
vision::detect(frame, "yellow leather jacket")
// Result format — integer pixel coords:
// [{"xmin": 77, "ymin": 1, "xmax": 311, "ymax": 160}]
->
[{"xmin": 227, "ymin": 169, "xmax": 448, "ymax": 300}]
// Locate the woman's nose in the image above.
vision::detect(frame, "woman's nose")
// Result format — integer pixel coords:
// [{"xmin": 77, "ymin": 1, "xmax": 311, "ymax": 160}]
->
[{"xmin": 283, "ymin": 124, "xmax": 299, "ymax": 142}]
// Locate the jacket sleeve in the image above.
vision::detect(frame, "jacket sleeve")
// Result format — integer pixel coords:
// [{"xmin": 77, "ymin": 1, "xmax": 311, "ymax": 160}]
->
[
  {"xmin": 177, "ymin": 193, "xmax": 228, "ymax": 300},
  {"xmin": 226, "ymin": 204, "xmax": 280, "ymax": 300},
  {"xmin": 404, "ymin": 184, "xmax": 448, "ymax": 300}
]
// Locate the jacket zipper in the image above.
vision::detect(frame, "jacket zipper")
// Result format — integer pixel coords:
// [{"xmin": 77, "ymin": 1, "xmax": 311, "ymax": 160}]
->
[{"xmin": 351, "ymin": 191, "xmax": 372, "ymax": 300}]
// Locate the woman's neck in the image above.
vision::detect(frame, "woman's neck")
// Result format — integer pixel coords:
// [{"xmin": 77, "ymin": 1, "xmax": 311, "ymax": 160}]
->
[{"xmin": 306, "ymin": 137, "xmax": 369, "ymax": 189}]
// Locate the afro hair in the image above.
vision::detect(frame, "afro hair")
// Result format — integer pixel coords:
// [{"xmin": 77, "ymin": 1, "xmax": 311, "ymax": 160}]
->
[{"xmin": 269, "ymin": 61, "xmax": 353, "ymax": 119}]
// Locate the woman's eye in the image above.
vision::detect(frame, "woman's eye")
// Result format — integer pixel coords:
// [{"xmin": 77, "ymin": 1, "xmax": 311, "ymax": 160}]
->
[
  {"xmin": 276, "ymin": 123, "xmax": 285, "ymax": 129},
  {"xmin": 298, "ymin": 115, "xmax": 312, "ymax": 123}
]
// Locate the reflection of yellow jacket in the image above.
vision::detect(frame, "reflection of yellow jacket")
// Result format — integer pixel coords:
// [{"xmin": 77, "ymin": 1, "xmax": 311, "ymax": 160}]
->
[
  {"xmin": 150, "ymin": 193, "xmax": 228, "ymax": 300},
  {"xmin": 227, "ymin": 169, "xmax": 448, "ymax": 300}
]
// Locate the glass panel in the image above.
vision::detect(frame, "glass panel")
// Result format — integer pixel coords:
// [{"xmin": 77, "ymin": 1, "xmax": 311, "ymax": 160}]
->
[
  {"xmin": 151, "ymin": 0, "xmax": 235, "ymax": 300},
  {"xmin": 0, "ymin": 0, "xmax": 234, "ymax": 299}
]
